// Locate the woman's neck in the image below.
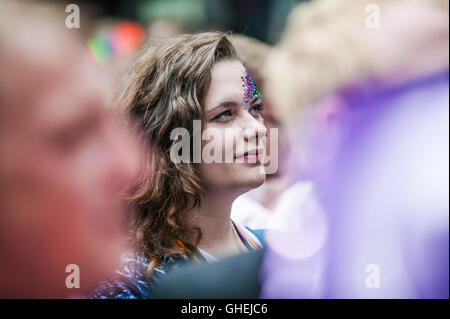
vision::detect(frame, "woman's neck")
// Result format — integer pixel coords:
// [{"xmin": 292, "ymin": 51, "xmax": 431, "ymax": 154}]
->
[{"xmin": 189, "ymin": 191, "xmax": 242, "ymax": 258}]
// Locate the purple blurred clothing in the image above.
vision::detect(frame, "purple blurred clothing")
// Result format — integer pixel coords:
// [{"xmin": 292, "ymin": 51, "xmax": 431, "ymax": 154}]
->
[{"xmin": 262, "ymin": 71, "xmax": 449, "ymax": 298}]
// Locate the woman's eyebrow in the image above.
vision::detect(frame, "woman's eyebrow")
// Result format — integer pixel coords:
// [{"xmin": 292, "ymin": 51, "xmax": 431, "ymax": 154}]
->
[
  {"xmin": 207, "ymin": 100, "xmax": 239, "ymax": 113},
  {"xmin": 249, "ymin": 96, "xmax": 262, "ymax": 106}
]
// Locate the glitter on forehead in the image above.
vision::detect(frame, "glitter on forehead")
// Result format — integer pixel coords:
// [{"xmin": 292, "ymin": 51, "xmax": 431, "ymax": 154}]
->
[{"xmin": 241, "ymin": 70, "xmax": 262, "ymax": 104}]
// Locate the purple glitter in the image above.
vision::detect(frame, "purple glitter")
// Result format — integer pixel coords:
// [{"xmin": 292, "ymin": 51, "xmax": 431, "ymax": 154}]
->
[{"xmin": 241, "ymin": 70, "xmax": 262, "ymax": 104}]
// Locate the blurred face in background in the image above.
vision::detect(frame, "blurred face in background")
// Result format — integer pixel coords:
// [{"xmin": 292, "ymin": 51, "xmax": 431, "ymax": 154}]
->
[
  {"xmin": 0, "ymin": 25, "xmax": 141, "ymax": 298},
  {"xmin": 258, "ymin": 91, "xmax": 284, "ymax": 178},
  {"xmin": 199, "ymin": 60, "xmax": 267, "ymax": 194}
]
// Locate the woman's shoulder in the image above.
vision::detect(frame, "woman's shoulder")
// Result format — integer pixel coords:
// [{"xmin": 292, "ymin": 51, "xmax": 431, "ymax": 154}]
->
[
  {"xmin": 88, "ymin": 251, "xmax": 188, "ymax": 299},
  {"xmin": 88, "ymin": 252, "xmax": 151, "ymax": 299},
  {"xmin": 246, "ymin": 228, "xmax": 266, "ymax": 247},
  {"xmin": 236, "ymin": 221, "xmax": 266, "ymax": 248}
]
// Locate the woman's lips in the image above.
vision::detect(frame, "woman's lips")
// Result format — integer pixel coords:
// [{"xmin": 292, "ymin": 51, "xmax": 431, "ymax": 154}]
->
[
  {"xmin": 242, "ymin": 154, "xmax": 260, "ymax": 163},
  {"xmin": 235, "ymin": 149, "xmax": 263, "ymax": 163}
]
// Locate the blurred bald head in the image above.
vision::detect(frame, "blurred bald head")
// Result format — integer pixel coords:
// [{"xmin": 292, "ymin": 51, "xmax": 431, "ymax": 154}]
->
[
  {"xmin": 0, "ymin": 0, "xmax": 141, "ymax": 298},
  {"xmin": 0, "ymin": 0, "xmax": 87, "ymax": 111}
]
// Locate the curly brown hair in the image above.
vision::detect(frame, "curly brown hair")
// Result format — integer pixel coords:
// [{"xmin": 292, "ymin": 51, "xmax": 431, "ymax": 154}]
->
[{"xmin": 117, "ymin": 32, "xmax": 242, "ymax": 278}]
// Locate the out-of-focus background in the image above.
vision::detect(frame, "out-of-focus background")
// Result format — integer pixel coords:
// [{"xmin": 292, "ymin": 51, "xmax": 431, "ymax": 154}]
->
[
  {"xmin": 66, "ymin": 0, "xmax": 305, "ymax": 44},
  {"xmin": 54, "ymin": 0, "xmax": 308, "ymax": 105}
]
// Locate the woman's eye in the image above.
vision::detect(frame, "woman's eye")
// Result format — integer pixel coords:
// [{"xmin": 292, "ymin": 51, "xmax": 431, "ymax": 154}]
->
[
  {"xmin": 251, "ymin": 103, "xmax": 264, "ymax": 116},
  {"xmin": 213, "ymin": 109, "xmax": 232, "ymax": 121}
]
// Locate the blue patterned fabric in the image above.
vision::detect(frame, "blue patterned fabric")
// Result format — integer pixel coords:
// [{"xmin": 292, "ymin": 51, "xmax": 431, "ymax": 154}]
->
[
  {"xmin": 89, "ymin": 252, "xmax": 190, "ymax": 299},
  {"xmin": 89, "ymin": 228, "xmax": 265, "ymax": 299}
]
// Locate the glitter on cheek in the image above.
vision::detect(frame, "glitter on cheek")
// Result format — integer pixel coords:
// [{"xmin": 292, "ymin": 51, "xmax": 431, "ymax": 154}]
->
[{"xmin": 241, "ymin": 70, "xmax": 262, "ymax": 104}]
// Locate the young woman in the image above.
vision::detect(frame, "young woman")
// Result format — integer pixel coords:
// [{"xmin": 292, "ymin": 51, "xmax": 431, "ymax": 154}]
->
[{"xmin": 91, "ymin": 32, "xmax": 268, "ymax": 299}]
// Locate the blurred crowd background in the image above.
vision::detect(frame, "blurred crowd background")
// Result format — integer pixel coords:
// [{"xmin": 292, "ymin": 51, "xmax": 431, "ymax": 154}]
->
[
  {"xmin": 63, "ymin": 0, "xmax": 308, "ymax": 104},
  {"xmin": 69, "ymin": 0, "xmax": 304, "ymax": 44}
]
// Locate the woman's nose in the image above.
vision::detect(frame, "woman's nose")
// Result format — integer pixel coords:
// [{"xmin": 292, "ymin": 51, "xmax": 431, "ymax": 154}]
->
[{"xmin": 242, "ymin": 112, "xmax": 267, "ymax": 143}]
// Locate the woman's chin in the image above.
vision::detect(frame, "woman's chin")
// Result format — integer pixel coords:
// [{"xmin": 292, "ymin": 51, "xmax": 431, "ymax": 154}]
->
[{"xmin": 235, "ymin": 166, "xmax": 266, "ymax": 190}]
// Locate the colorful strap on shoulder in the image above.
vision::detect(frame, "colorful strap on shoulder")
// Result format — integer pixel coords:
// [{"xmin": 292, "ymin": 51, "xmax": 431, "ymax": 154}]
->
[
  {"xmin": 173, "ymin": 220, "xmax": 261, "ymax": 263},
  {"xmin": 231, "ymin": 220, "xmax": 260, "ymax": 251},
  {"xmin": 173, "ymin": 238, "xmax": 205, "ymax": 264}
]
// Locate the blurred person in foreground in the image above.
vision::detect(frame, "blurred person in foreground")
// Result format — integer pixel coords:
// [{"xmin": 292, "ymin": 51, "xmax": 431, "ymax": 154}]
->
[
  {"xmin": 154, "ymin": 0, "xmax": 449, "ymax": 298},
  {"xmin": 266, "ymin": 0, "xmax": 449, "ymax": 184},
  {"xmin": 0, "ymin": 0, "xmax": 141, "ymax": 298},
  {"xmin": 262, "ymin": 0, "xmax": 449, "ymax": 298}
]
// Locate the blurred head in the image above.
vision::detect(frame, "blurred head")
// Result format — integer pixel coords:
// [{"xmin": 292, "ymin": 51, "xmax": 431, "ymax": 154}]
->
[
  {"xmin": 0, "ymin": 1, "xmax": 141, "ymax": 298},
  {"xmin": 118, "ymin": 32, "xmax": 266, "ymax": 274},
  {"xmin": 265, "ymin": 0, "xmax": 449, "ymax": 179},
  {"xmin": 266, "ymin": 0, "xmax": 449, "ymax": 126}
]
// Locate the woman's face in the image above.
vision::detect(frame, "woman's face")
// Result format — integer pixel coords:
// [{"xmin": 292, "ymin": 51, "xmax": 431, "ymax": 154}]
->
[{"xmin": 199, "ymin": 60, "xmax": 267, "ymax": 194}]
